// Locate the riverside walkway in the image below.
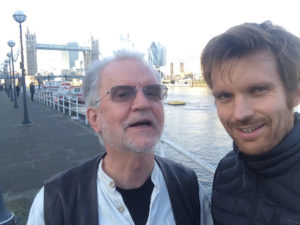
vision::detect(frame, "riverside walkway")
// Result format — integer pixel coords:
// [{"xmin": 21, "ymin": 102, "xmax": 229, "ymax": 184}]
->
[{"xmin": 0, "ymin": 90, "xmax": 105, "ymax": 223}]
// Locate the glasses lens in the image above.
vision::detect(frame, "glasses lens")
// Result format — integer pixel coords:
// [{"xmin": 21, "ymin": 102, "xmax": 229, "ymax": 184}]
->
[
  {"xmin": 143, "ymin": 85, "xmax": 168, "ymax": 101},
  {"xmin": 110, "ymin": 86, "xmax": 136, "ymax": 102}
]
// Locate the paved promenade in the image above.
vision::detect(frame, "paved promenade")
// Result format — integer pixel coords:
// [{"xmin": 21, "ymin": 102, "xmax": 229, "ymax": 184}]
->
[{"xmin": 0, "ymin": 90, "xmax": 105, "ymax": 222}]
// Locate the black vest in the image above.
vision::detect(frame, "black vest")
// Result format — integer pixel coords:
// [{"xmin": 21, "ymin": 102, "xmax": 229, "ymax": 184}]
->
[
  {"xmin": 44, "ymin": 154, "xmax": 200, "ymax": 225},
  {"xmin": 212, "ymin": 113, "xmax": 300, "ymax": 225}
]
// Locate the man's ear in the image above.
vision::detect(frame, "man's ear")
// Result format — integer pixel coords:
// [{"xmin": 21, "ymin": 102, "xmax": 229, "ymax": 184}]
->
[
  {"xmin": 87, "ymin": 107, "xmax": 101, "ymax": 133},
  {"xmin": 292, "ymin": 83, "xmax": 300, "ymax": 107}
]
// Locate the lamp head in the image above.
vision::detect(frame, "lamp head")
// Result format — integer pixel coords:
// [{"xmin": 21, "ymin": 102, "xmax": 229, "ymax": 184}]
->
[
  {"xmin": 8, "ymin": 40, "xmax": 15, "ymax": 47},
  {"xmin": 13, "ymin": 11, "xmax": 27, "ymax": 23},
  {"xmin": 6, "ymin": 53, "xmax": 11, "ymax": 58}
]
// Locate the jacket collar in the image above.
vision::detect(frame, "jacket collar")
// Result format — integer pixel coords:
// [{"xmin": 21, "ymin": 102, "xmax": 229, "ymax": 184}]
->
[{"xmin": 234, "ymin": 112, "xmax": 300, "ymax": 176}]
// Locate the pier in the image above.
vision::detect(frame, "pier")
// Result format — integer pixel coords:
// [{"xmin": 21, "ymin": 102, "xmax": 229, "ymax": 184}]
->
[{"xmin": 0, "ymin": 90, "xmax": 105, "ymax": 224}]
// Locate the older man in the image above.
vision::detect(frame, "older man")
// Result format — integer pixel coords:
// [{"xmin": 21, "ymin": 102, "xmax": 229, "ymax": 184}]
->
[
  {"xmin": 201, "ymin": 21, "xmax": 300, "ymax": 225},
  {"xmin": 27, "ymin": 50, "xmax": 212, "ymax": 225}
]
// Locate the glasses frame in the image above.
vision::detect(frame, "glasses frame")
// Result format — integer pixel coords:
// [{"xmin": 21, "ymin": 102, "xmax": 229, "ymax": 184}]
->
[{"xmin": 94, "ymin": 84, "xmax": 168, "ymax": 106}]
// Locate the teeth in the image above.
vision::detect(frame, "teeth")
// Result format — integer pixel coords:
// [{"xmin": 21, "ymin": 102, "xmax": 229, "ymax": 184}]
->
[
  {"xmin": 130, "ymin": 121, "xmax": 151, "ymax": 127},
  {"xmin": 240, "ymin": 125, "xmax": 262, "ymax": 133}
]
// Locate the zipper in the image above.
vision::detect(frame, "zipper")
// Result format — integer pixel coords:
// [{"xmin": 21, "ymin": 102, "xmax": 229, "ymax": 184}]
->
[{"xmin": 248, "ymin": 175, "xmax": 260, "ymax": 225}]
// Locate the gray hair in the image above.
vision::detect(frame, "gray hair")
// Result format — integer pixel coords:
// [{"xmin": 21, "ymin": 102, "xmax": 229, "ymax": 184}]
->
[{"xmin": 83, "ymin": 49, "xmax": 161, "ymax": 108}]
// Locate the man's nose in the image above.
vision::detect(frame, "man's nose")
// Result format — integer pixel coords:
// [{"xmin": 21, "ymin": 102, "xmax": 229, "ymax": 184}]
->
[
  {"xmin": 232, "ymin": 96, "xmax": 254, "ymax": 121},
  {"xmin": 131, "ymin": 88, "xmax": 151, "ymax": 110}
]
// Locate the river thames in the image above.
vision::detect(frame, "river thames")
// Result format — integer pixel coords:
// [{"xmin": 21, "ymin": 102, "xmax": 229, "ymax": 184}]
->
[{"xmin": 161, "ymin": 86, "xmax": 232, "ymax": 193}]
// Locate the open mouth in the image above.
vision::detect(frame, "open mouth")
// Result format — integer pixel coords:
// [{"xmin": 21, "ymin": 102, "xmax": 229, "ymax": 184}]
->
[
  {"xmin": 129, "ymin": 120, "xmax": 153, "ymax": 127},
  {"xmin": 238, "ymin": 124, "xmax": 264, "ymax": 133}
]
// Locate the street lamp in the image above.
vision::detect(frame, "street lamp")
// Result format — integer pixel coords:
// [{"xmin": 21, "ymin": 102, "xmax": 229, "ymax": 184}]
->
[
  {"xmin": 8, "ymin": 40, "xmax": 18, "ymax": 108},
  {"xmin": 6, "ymin": 53, "xmax": 14, "ymax": 102},
  {"xmin": 3, "ymin": 62, "xmax": 8, "ymax": 97},
  {"xmin": 4, "ymin": 59, "xmax": 11, "ymax": 99},
  {"xmin": 3, "ymin": 63, "xmax": 9, "ymax": 97},
  {"xmin": 13, "ymin": 10, "xmax": 31, "ymax": 124}
]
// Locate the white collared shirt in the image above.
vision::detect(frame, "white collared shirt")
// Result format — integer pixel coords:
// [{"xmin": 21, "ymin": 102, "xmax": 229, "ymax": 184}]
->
[{"xmin": 27, "ymin": 160, "xmax": 212, "ymax": 225}]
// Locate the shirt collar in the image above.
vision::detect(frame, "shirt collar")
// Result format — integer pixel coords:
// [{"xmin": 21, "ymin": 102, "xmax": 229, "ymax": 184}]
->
[{"xmin": 98, "ymin": 159, "xmax": 162, "ymax": 190}]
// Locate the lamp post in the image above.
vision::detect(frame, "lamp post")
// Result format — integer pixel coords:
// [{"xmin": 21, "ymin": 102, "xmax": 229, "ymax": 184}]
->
[
  {"xmin": 3, "ymin": 63, "xmax": 9, "ymax": 97},
  {"xmin": 6, "ymin": 53, "xmax": 14, "ymax": 102},
  {"xmin": 13, "ymin": 10, "xmax": 31, "ymax": 124},
  {"xmin": 4, "ymin": 59, "xmax": 12, "ymax": 99},
  {"xmin": 3, "ymin": 63, "xmax": 7, "ymax": 96},
  {"xmin": 8, "ymin": 40, "xmax": 18, "ymax": 108}
]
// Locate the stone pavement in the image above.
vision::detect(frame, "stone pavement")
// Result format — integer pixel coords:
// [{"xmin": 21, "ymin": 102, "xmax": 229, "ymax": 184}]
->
[{"xmin": 0, "ymin": 89, "xmax": 105, "ymax": 217}]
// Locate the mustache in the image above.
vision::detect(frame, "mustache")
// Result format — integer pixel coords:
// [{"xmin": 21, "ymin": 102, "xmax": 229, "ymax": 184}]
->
[
  {"xmin": 228, "ymin": 117, "xmax": 266, "ymax": 128},
  {"xmin": 123, "ymin": 111, "xmax": 160, "ymax": 129}
]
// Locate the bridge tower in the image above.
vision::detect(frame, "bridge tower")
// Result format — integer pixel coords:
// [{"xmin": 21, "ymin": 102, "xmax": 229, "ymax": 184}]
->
[
  {"xmin": 91, "ymin": 36, "xmax": 99, "ymax": 62},
  {"xmin": 83, "ymin": 36, "xmax": 100, "ymax": 71},
  {"xmin": 25, "ymin": 29, "xmax": 38, "ymax": 76}
]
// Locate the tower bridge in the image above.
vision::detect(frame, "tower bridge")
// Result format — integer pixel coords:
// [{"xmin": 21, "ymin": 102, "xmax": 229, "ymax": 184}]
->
[{"xmin": 25, "ymin": 29, "xmax": 100, "ymax": 76}]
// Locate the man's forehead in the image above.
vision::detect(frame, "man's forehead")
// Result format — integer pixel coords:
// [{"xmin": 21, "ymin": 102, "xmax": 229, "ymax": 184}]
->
[
  {"xmin": 105, "ymin": 58, "xmax": 145, "ymax": 71},
  {"xmin": 211, "ymin": 59, "xmax": 238, "ymax": 85},
  {"xmin": 211, "ymin": 50, "xmax": 277, "ymax": 85},
  {"xmin": 100, "ymin": 58, "xmax": 157, "ymax": 85}
]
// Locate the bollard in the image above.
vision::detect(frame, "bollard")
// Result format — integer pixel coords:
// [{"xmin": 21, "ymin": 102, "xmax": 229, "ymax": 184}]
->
[{"xmin": 0, "ymin": 187, "xmax": 15, "ymax": 225}]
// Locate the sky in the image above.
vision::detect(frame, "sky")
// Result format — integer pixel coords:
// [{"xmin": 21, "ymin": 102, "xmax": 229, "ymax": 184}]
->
[{"xmin": 1, "ymin": 0, "xmax": 300, "ymax": 74}]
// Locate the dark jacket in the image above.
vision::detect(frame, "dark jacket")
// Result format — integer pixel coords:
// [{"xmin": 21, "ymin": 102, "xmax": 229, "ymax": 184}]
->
[
  {"xmin": 30, "ymin": 84, "xmax": 35, "ymax": 93},
  {"xmin": 44, "ymin": 154, "xmax": 200, "ymax": 225},
  {"xmin": 212, "ymin": 113, "xmax": 300, "ymax": 225}
]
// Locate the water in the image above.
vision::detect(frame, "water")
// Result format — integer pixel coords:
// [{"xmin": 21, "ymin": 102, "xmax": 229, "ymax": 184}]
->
[{"xmin": 161, "ymin": 86, "xmax": 232, "ymax": 193}]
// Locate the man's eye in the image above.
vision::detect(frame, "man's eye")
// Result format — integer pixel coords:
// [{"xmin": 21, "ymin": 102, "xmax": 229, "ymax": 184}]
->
[
  {"xmin": 251, "ymin": 86, "xmax": 268, "ymax": 94},
  {"xmin": 145, "ymin": 90, "xmax": 157, "ymax": 97},
  {"xmin": 216, "ymin": 93, "xmax": 232, "ymax": 100},
  {"xmin": 117, "ymin": 91, "xmax": 131, "ymax": 98}
]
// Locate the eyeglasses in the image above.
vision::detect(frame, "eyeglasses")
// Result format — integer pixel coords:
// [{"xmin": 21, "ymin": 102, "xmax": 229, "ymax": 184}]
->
[{"xmin": 95, "ymin": 84, "xmax": 168, "ymax": 104}]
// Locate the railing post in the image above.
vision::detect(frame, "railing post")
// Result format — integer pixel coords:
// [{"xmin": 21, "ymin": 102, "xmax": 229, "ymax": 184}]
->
[
  {"xmin": 69, "ymin": 97, "xmax": 71, "ymax": 116},
  {"xmin": 85, "ymin": 110, "xmax": 88, "ymax": 125},
  {"xmin": 47, "ymin": 92, "xmax": 50, "ymax": 106},
  {"xmin": 44, "ymin": 91, "xmax": 46, "ymax": 105},
  {"xmin": 52, "ymin": 94, "xmax": 54, "ymax": 108},
  {"xmin": 63, "ymin": 96, "xmax": 65, "ymax": 114},
  {"xmin": 48, "ymin": 92, "xmax": 51, "ymax": 107},
  {"xmin": 57, "ymin": 96, "xmax": 60, "ymax": 112},
  {"xmin": 76, "ymin": 98, "xmax": 79, "ymax": 119}
]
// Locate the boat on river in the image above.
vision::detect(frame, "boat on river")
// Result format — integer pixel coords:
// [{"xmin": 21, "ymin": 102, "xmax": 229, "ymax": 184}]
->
[
  {"xmin": 42, "ymin": 81, "xmax": 84, "ymax": 103},
  {"xmin": 167, "ymin": 101, "xmax": 186, "ymax": 106}
]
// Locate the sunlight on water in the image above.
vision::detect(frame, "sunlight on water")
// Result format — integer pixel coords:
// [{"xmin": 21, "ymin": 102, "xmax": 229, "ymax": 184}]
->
[{"xmin": 161, "ymin": 86, "xmax": 232, "ymax": 193}]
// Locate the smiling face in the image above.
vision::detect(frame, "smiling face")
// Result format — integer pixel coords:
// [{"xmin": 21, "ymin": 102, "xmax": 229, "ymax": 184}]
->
[
  {"xmin": 211, "ymin": 50, "xmax": 299, "ymax": 155},
  {"xmin": 88, "ymin": 58, "xmax": 164, "ymax": 153}
]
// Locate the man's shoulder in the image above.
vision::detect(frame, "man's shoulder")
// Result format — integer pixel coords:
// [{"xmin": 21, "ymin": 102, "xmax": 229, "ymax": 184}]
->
[
  {"xmin": 213, "ymin": 150, "xmax": 241, "ymax": 185},
  {"xmin": 217, "ymin": 150, "xmax": 238, "ymax": 170},
  {"xmin": 154, "ymin": 154, "xmax": 196, "ymax": 176},
  {"xmin": 154, "ymin": 155, "xmax": 198, "ymax": 186},
  {"xmin": 45, "ymin": 154, "xmax": 103, "ymax": 187}
]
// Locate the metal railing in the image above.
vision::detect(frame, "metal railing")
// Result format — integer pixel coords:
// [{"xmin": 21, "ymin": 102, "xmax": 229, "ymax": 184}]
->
[{"xmin": 34, "ymin": 90, "xmax": 216, "ymax": 175}]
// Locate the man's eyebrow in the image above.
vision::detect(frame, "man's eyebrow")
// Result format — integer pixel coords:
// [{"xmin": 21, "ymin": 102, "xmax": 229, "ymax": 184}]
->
[{"xmin": 212, "ymin": 89, "xmax": 229, "ymax": 97}]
